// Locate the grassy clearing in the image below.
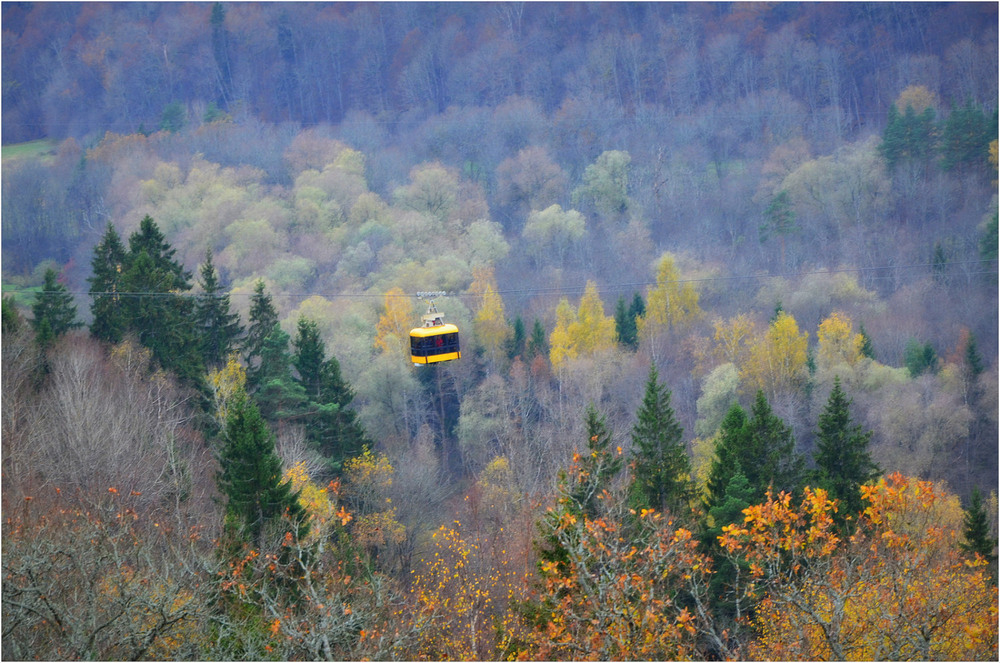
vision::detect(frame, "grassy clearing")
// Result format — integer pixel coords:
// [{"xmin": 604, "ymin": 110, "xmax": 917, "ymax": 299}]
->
[{"xmin": 2, "ymin": 139, "xmax": 58, "ymax": 162}]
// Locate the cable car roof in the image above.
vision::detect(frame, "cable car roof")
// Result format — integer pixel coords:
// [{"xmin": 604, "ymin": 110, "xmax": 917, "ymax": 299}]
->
[{"xmin": 409, "ymin": 323, "xmax": 460, "ymax": 337}]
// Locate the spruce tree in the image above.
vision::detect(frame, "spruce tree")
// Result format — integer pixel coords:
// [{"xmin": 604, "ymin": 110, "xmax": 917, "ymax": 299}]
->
[
  {"xmin": 120, "ymin": 246, "xmax": 203, "ymax": 384},
  {"xmin": 508, "ymin": 316, "xmax": 526, "ymax": 360},
  {"xmin": 2, "ymin": 295, "xmax": 22, "ymax": 334},
  {"xmin": 628, "ymin": 364, "xmax": 693, "ymax": 517},
  {"xmin": 249, "ymin": 326, "xmax": 307, "ymax": 423},
  {"xmin": 293, "ymin": 317, "xmax": 370, "ymax": 473},
  {"xmin": 705, "ymin": 391, "xmax": 803, "ymax": 515},
  {"xmin": 704, "ymin": 464, "xmax": 754, "ymax": 615},
  {"xmin": 31, "ymin": 268, "xmax": 81, "ymax": 349},
  {"xmin": 858, "ymin": 322, "xmax": 876, "ymax": 360},
  {"xmin": 526, "ymin": 318, "xmax": 547, "ymax": 360},
  {"xmin": 88, "ymin": 222, "xmax": 128, "ymax": 343},
  {"xmin": 194, "ymin": 249, "xmax": 243, "ymax": 368},
  {"xmin": 537, "ymin": 404, "xmax": 622, "ymax": 576},
  {"xmin": 961, "ymin": 487, "xmax": 997, "ymax": 581},
  {"xmin": 570, "ymin": 404, "xmax": 623, "ymax": 518},
  {"xmin": 614, "ymin": 295, "xmax": 638, "ymax": 349},
  {"xmin": 217, "ymin": 389, "xmax": 307, "ymax": 547},
  {"xmin": 812, "ymin": 377, "xmax": 880, "ymax": 521},
  {"xmin": 245, "ymin": 280, "xmax": 278, "ymax": 365}
]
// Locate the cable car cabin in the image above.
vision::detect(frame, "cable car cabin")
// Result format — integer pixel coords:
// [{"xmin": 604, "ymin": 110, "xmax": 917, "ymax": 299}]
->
[{"xmin": 410, "ymin": 323, "xmax": 461, "ymax": 364}]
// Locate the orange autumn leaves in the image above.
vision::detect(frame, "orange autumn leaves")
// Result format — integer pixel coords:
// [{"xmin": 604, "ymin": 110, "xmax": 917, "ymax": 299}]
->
[{"xmin": 719, "ymin": 473, "xmax": 998, "ymax": 661}]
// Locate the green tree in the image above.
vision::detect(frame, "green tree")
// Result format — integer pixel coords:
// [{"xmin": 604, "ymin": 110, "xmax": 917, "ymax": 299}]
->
[
  {"xmin": 571, "ymin": 404, "xmax": 623, "ymax": 518},
  {"xmin": 628, "ymin": 365, "xmax": 693, "ymax": 518},
  {"xmin": 31, "ymin": 268, "xmax": 81, "ymax": 349},
  {"xmin": 292, "ymin": 317, "xmax": 369, "ymax": 474},
  {"xmin": 940, "ymin": 100, "xmax": 994, "ymax": 173},
  {"xmin": 159, "ymin": 101, "xmax": 186, "ymax": 133},
  {"xmin": 572, "ymin": 150, "xmax": 631, "ymax": 218},
  {"xmin": 537, "ymin": 404, "xmax": 623, "ymax": 577},
  {"xmin": 527, "ymin": 318, "xmax": 548, "ymax": 360},
  {"xmin": 119, "ymin": 256, "xmax": 202, "ymax": 384},
  {"xmin": 812, "ymin": 377, "xmax": 880, "ymax": 522},
  {"xmin": 217, "ymin": 389, "xmax": 307, "ymax": 547},
  {"xmin": 194, "ymin": 249, "xmax": 243, "ymax": 368},
  {"xmin": 2, "ymin": 295, "xmax": 21, "ymax": 334},
  {"xmin": 615, "ymin": 293, "xmax": 646, "ymax": 350},
  {"xmin": 961, "ymin": 487, "xmax": 997, "ymax": 581},
  {"xmin": 244, "ymin": 280, "xmax": 278, "ymax": 365},
  {"xmin": 507, "ymin": 315, "xmax": 526, "ymax": 360},
  {"xmin": 88, "ymin": 222, "xmax": 128, "ymax": 344},
  {"xmin": 858, "ymin": 322, "xmax": 876, "ymax": 360},
  {"xmin": 759, "ymin": 190, "xmax": 798, "ymax": 267},
  {"xmin": 904, "ymin": 337, "xmax": 938, "ymax": 377},
  {"xmin": 979, "ymin": 211, "xmax": 998, "ymax": 262},
  {"xmin": 879, "ymin": 102, "xmax": 938, "ymax": 171},
  {"xmin": 113, "ymin": 217, "xmax": 202, "ymax": 383},
  {"xmin": 705, "ymin": 392, "xmax": 803, "ymax": 516},
  {"xmin": 248, "ymin": 326, "xmax": 306, "ymax": 423}
]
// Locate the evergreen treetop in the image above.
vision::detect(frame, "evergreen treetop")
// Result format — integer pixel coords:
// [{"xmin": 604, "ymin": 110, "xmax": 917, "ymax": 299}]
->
[
  {"xmin": 813, "ymin": 377, "xmax": 880, "ymax": 521},
  {"xmin": 217, "ymin": 389, "xmax": 307, "ymax": 547},
  {"xmin": 628, "ymin": 364, "xmax": 693, "ymax": 518},
  {"xmin": 194, "ymin": 248, "xmax": 243, "ymax": 369},
  {"xmin": 31, "ymin": 268, "xmax": 81, "ymax": 349}
]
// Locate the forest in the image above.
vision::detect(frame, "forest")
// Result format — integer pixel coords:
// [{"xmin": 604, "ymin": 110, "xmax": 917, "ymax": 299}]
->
[{"xmin": 2, "ymin": 2, "xmax": 999, "ymax": 660}]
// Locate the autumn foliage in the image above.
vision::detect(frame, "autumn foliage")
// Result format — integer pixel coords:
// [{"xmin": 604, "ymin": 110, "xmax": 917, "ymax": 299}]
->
[{"xmin": 720, "ymin": 473, "xmax": 998, "ymax": 661}]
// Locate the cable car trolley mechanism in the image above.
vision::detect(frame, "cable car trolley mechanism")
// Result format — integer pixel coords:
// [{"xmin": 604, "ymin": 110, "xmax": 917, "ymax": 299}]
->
[{"xmin": 409, "ymin": 291, "xmax": 461, "ymax": 365}]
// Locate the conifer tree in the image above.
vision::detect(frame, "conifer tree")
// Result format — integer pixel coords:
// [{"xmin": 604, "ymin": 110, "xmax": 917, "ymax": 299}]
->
[
  {"xmin": 217, "ymin": 389, "xmax": 306, "ymax": 547},
  {"xmin": 194, "ymin": 248, "xmax": 243, "ymax": 368},
  {"xmin": 249, "ymin": 326, "xmax": 306, "ymax": 423},
  {"xmin": 628, "ymin": 365, "xmax": 693, "ymax": 518},
  {"xmin": 119, "ymin": 247, "xmax": 202, "ymax": 384},
  {"xmin": 812, "ymin": 377, "xmax": 880, "ymax": 522},
  {"xmin": 961, "ymin": 487, "xmax": 996, "ymax": 563},
  {"xmin": 858, "ymin": 322, "xmax": 876, "ymax": 360},
  {"xmin": 527, "ymin": 318, "xmax": 547, "ymax": 360},
  {"xmin": 570, "ymin": 403, "xmax": 623, "ymax": 518},
  {"xmin": 705, "ymin": 392, "xmax": 803, "ymax": 516},
  {"xmin": 293, "ymin": 317, "xmax": 370, "ymax": 473},
  {"xmin": 507, "ymin": 315, "xmax": 526, "ymax": 360},
  {"xmin": 614, "ymin": 295, "xmax": 638, "ymax": 349},
  {"xmin": 244, "ymin": 280, "xmax": 278, "ymax": 365},
  {"xmin": 88, "ymin": 222, "xmax": 128, "ymax": 343},
  {"xmin": 2, "ymin": 295, "xmax": 21, "ymax": 334},
  {"xmin": 537, "ymin": 404, "xmax": 623, "ymax": 575},
  {"xmin": 31, "ymin": 268, "xmax": 81, "ymax": 349}
]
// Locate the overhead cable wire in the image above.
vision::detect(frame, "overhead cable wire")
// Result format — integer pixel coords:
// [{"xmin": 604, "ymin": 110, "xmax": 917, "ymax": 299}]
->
[{"xmin": 9, "ymin": 258, "xmax": 997, "ymax": 301}]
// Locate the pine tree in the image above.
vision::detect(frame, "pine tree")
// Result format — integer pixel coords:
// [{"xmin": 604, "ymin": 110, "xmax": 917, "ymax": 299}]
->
[
  {"xmin": 812, "ymin": 377, "xmax": 880, "ymax": 522},
  {"xmin": 245, "ymin": 280, "xmax": 279, "ymax": 365},
  {"xmin": 292, "ymin": 317, "xmax": 370, "ymax": 473},
  {"xmin": 194, "ymin": 249, "xmax": 243, "ymax": 368},
  {"xmin": 628, "ymin": 365, "xmax": 693, "ymax": 518},
  {"xmin": 217, "ymin": 389, "xmax": 307, "ymax": 547},
  {"xmin": 88, "ymin": 222, "xmax": 128, "ymax": 344},
  {"xmin": 31, "ymin": 268, "xmax": 81, "ymax": 349}
]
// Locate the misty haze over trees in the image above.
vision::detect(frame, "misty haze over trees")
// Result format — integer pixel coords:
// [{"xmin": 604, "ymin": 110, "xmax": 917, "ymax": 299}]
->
[{"xmin": 3, "ymin": 3, "xmax": 998, "ymax": 660}]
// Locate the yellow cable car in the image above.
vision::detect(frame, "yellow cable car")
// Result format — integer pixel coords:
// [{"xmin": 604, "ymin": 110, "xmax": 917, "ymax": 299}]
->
[{"xmin": 409, "ymin": 294, "xmax": 461, "ymax": 365}]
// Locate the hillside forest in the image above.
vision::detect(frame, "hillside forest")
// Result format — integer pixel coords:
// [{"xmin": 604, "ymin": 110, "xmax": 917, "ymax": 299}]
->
[{"xmin": 3, "ymin": 2, "xmax": 999, "ymax": 660}]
